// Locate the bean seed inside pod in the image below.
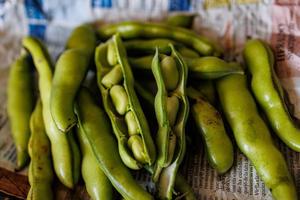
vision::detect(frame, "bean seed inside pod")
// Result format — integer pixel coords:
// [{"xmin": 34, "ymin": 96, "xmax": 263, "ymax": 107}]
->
[
  {"xmin": 107, "ymin": 42, "xmax": 118, "ymax": 66},
  {"xmin": 125, "ymin": 111, "xmax": 139, "ymax": 136},
  {"xmin": 102, "ymin": 64, "xmax": 123, "ymax": 88},
  {"xmin": 128, "ymin": 135, "xmax": 147, "ymax": 164},
  {"xmin": 110, "ymin": 85, "xmax": 129, "ymax": 115},
  {"xmin": 166, "ymin": 95, "xmax": 180, "ymax": 126},
  {"xmin": 161, "ymin": 56, "xmax": 179, "ymax": 91}
]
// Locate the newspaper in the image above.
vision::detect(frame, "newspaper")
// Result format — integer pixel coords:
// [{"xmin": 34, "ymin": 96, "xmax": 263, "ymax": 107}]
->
[{"xmin": 0, "ymin": 0, "xmax": 300, "ymax": 199}]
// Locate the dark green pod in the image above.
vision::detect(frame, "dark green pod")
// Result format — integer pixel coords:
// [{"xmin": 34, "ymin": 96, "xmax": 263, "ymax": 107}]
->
[{"xmin": 187, "ymin": 87, "xmax": 233, "ymax": 174}]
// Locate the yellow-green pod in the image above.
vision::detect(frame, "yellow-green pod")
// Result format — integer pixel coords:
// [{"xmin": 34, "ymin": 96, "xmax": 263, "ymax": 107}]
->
[
  {"xmin": 244, "ymin": 39, "xmax": 300, "ymax": 152},
  {"xmin": 27, "ymin": 100, "xmax": 53, "ymax": 200},
  {"xmin": 151, "ymin": 45, "xmax": 189, "ymax": 200},
  {"xmin": 216, "ymin": 74, "xmax": 297, "ymax": 200},
  {"xmin": 50, "ymin": 49, "xmax": 90, "ymax": 132},
  {"xmin": 7, "ymin": 52, "xmax": 34, "ymax": 170},
  {"xmin": 23, "ymin": 36, "xmax": 80, "ymax": 189},
  {"xmin": 66, "ymin": 24, "xmax": 97, "ymax": 55},
  {"xmin": 77, "ymin": 121, "xmax": 113, "ymax": 200},
  {"xmin": 51, "ymin": 24, "xmax": 96, "ymax": 133}
]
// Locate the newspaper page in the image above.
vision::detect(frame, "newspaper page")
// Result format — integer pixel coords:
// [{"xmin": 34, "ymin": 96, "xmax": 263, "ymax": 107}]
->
[{"xmin": 0, "ymin": 0, "xmax": 299, "ymax": 199}]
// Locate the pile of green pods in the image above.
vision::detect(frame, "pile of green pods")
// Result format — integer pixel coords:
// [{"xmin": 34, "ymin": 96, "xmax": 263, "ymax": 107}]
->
[{"xmin": 6, "ymin": 14, "xmax": 299, "ymax": 200}]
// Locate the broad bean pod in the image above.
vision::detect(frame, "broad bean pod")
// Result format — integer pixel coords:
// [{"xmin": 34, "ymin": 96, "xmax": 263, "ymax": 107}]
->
[
  {"xmin": 22, "ymin": 36, "xmax": 80, "ymax": 188},
  {"xmin": 27, "ymin": 100, "xmax": 53, "ymax": 200},
  {"xmin": 95, "ymin": 34, "xmax": 156, "ymax": 169},
  {"xmin": 124, "ymin": 39, "xmax": 199, "ymax": 58},
  {"xmin": 243, "ymin": 39, "xmax": 300, "ymax": 152},
  {"xmin": 50, "ymin": 24, "xmax": 96, "ymax": 132},
  {"xmin": 7, "ymin": 52, "xmax": 34, "ymax": 170},
  {"xmin": 166, "ymin": 13, "xmax": 196, "ymax": 29},
  {"xmin": 75, "ymin": 87, "xmax": 154, "ymax": 200},
  {"xmin": 187, "ymin": 87, "xmax": 233, "ymax": 174},
  {"xmin": 76, "ymin": 117, "xmax": 113, "ymax": 200},
  {"xmin": 129, "ymin": 56, "xmax": 243, "ymax": 79},
  {"xmin": 151, "ymin": 46, "xmax": 189, "ymax": 199},
  {"xmin": 97, "ymin": 21, "xmax": 221, "ymax": 56},
  {"xmin": 216, "ymin": 74, "xmax": 297, "ymax": 200}
]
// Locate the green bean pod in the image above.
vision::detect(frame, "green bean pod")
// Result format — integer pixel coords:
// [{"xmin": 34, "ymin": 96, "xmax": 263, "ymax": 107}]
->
[
  {"xmin": 22, "ymin": 36, "xmax": 79, "ymax": 188},
  {"xmin": 75, "ymin": 87, "xmax": 154, "ymax": 200},
  {"xmin": 50, "ymin": 25, "xmax": 96, "ymax": 132},
  {"xmin": 76, "ymin": 117, "xmax": 113, "ymax": 200},
  {"xmin": 129, "ymin": 56, "xmax": 243, "ymax": 79},
  {"xmin": 151, "ymin": 45, "xmax": 189, "ymax": 199},
  {"xmin": 7, "ymin": 52, "xmax": 34, "ymax": 170},
  {"xmin": 243, "ymin": 39, "xmax": 300, "ymax": 152},
  {"xmin": 124, "ymin": 39, "xmax": 199, "ymax": 58},
  {"xmin": 27, "ymin": 100, "xmax": 53, "ymax": 200},
  {"xmin": 66, "ymin": 24, "xmax": 97, "ymax": 55},
  {"xmin": 97, "ymin": 21, "xmax": 221, "ymax": 56},
  {"xmin": 95, "ymin": 34, "xmax": 156, "ymax": 169},
  {"xmin": 187, "ymin": 87, "xmax": 233, "ymax": 174},
  {"xmin": 166, "ymin": 13, "xmax": 196, "ymax": 29},
  {"xmin": 216, "ymin": 74, "xmax": 297, "ymax": 200}
]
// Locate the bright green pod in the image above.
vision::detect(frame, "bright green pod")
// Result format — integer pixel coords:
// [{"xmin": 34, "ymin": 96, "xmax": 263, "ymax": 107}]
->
[
  {"xmin": 95, "ymin": 34, "xmax": 156, "ymax": 169},
  {"xmin": 66, "ymin": 24, "xmax": 97, "ymax": 55},
  {"xmin": 187, "ymin": 87, "xmax": 233, "ymax": 174},
  {"xmin": 51, "ymin": 24, "xmax": 96, "ymax": 133},
  {"xmin": 27, "ymin": 100, "xmax": 53, "ymax": 200},
  {"xmin": 76, "ymin": 118, "xmax": 113, "ymax": 200},
  {"xmin": 216, "ymin": 74, "xmax": 297, "ymax": 200},
  {"xmin": 243, "ymin": 39, "xmax": 300, "ymax": 152},
  {"xmin": 7, "ymin": 52, "xmax": 34, "ymax": 170},
  {"xmin": 50, "ymin": 49, "xmax": 90, "ymax": 132},
  {"xmin": 75, "ymin": 87, "xmax": 154, "ymax": 200},
  {"xmin": 129, "ymin": 56, "xmax": 243, "ymax": 79},
  {"xmin": 22, "ymin": 36, "xmax": 79, "ymax": 189},
  {"xmin": 151, "ymin": 45, "xmax": 189, "ymax": 200},
  {"xmin": 184, "ymin": 56, "xmax": 244, "ymax": 79},
  {"xmin": 97, "ymin": 21, "xmax": 221, "ymax": 56}
]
